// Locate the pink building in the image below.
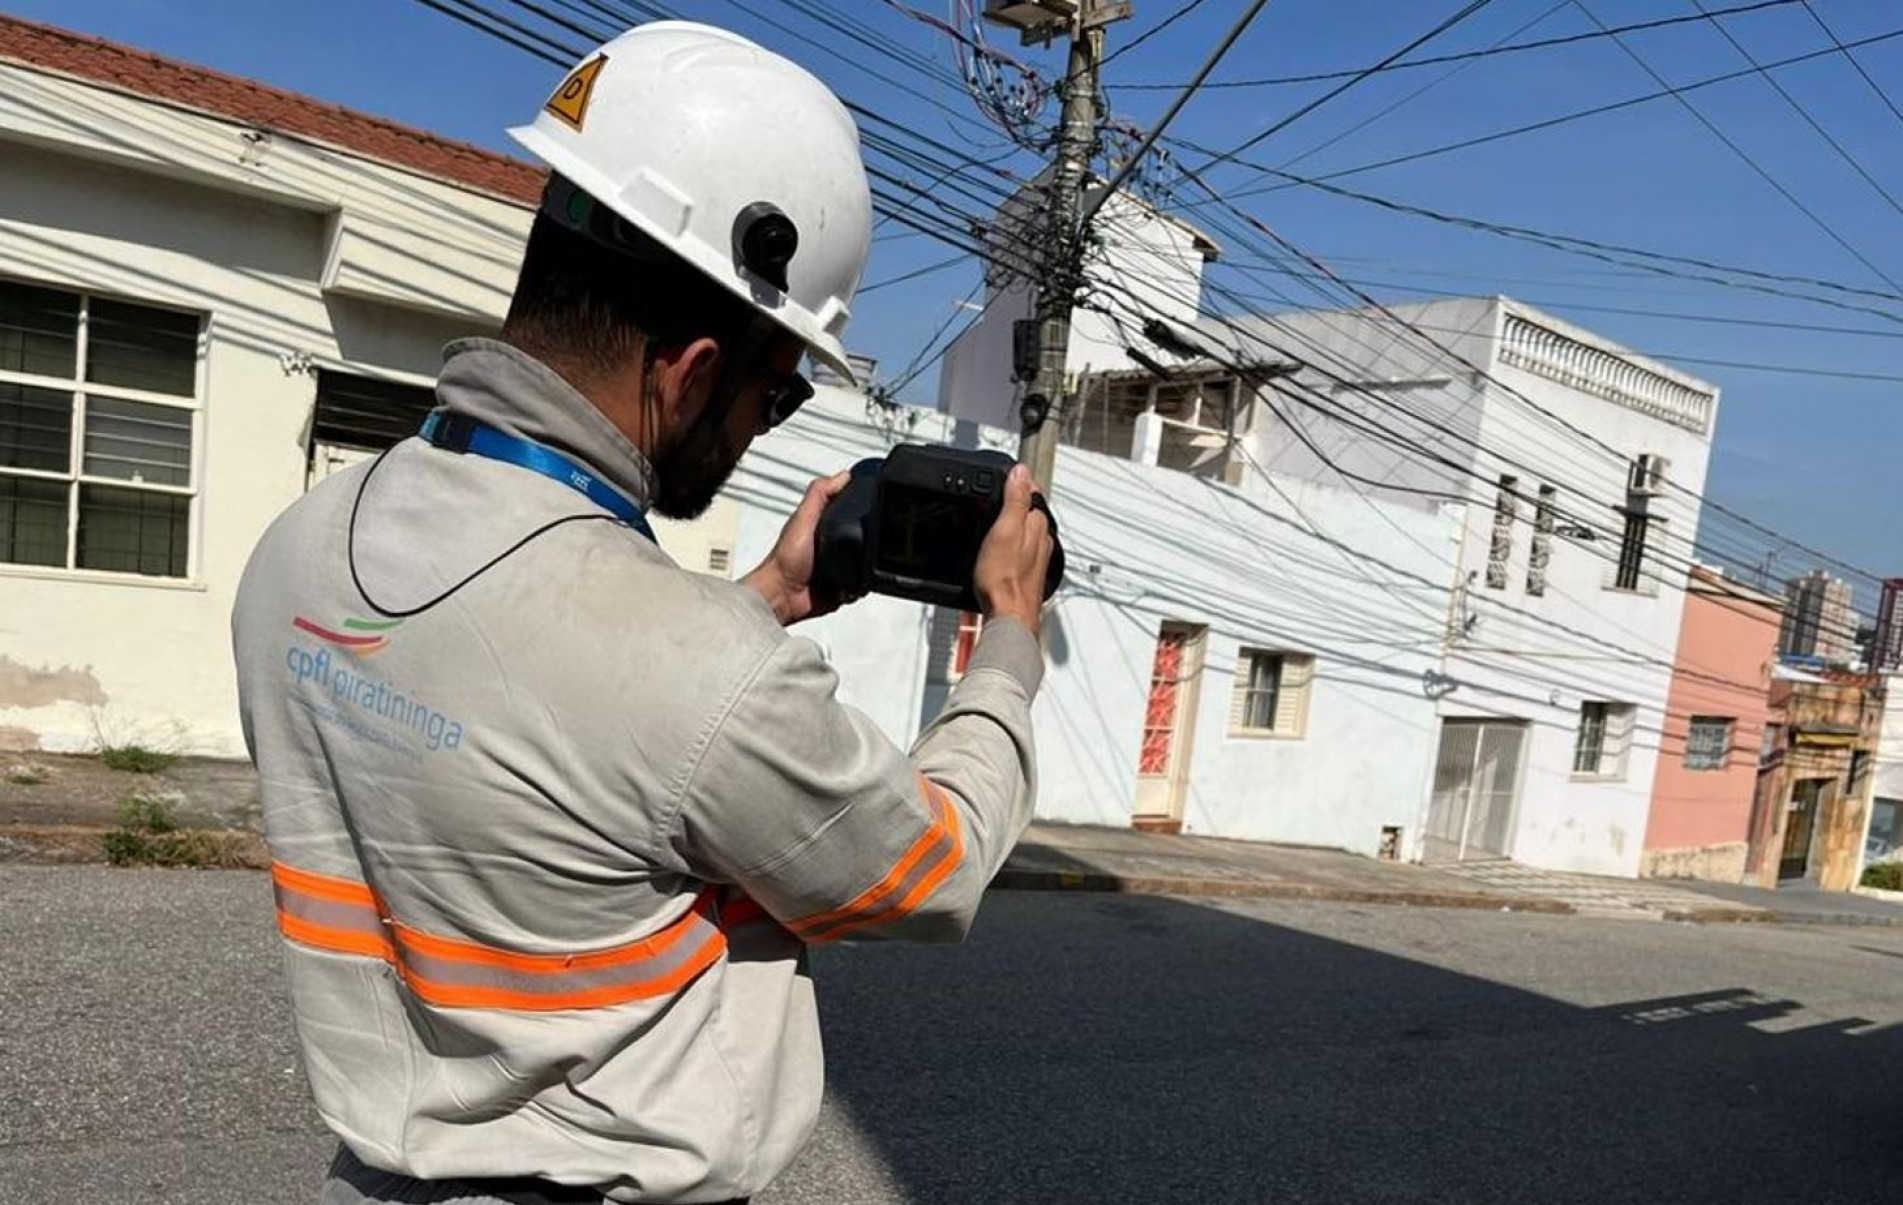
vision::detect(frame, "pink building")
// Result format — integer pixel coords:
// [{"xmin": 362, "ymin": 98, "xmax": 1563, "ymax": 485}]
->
[{"xmin": 1642, "ymin": 568, "xmax": 1783, "ymax": 881}]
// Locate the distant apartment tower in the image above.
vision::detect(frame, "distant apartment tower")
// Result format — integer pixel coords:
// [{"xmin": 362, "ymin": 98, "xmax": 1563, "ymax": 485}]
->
[
  {"xmin": 1871, "ymin": 578, "xmax": 1903, "ymax": 672},
  {"xmin": 1780, "ymin": 570, "xmax": 1855, "ymax": 663}
]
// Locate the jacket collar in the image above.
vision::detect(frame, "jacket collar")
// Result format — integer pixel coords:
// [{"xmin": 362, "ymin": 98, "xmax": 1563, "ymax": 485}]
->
[{"xmin": 434, "ymin": 337, "xmax": 658, "ymax": 510}]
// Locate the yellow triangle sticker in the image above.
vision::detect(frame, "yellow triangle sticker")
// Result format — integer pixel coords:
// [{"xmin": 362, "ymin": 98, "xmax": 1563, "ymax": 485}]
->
[{"xmin": 544, "ymin": 54, "xmax": 607, "ymax": 132}]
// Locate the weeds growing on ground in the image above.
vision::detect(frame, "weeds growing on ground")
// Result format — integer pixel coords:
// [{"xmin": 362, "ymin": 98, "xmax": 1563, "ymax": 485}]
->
[
  {"xmin": 3, "ymin": 763, "xmax": 48, "ymax": 785},
  {"xmin": 102, "ymin": 794, "xmax": 249, "ymax": 868},
  {"xmin": 99, "ymin": 744, "xmax": 179, "ymax": 774}
]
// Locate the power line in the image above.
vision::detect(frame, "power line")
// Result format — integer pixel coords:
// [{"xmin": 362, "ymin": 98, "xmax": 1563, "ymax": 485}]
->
[
  {"xmin": 1570, "ymin": 0, "xmax": 1903, "ymax": 293},
  {"xmin": 1085, "ymin": 280, "xmax": 1860, "ymax": 682},
  {"xmin": 1800, "ymin": 0, "xmax": 1903, "ymax": 132},
  {"xmin": 857, "ymin": 253, "xmax": 970, "ymax": 294},
  {"xmin": 1205, "ymin": 261, "xmax": 1903, "ymax": 340},
  {"xmin": 423, "ymin": 0, "xmax": 1889, "ymax": 608},
  {"xmin": 1178, "ymin": 176, "xmax": 1895, "ymax": 587},
  {"xmin": 1272, "ymin": 0, "xmax": 1571, "ymax": 175},
  {"xmin": 1163, "ymin": 137, "xmax": 1903, "ymax": 322},
  {"xmin": 1687, "ymin": 0, "xmax": 1903, "ymax": 229},
  {"xmin": 1188, "ymin": 0, "xmax": 1499, "ymax": 173},
  {"xmin": 1099, "ymin": 0, "xmax": 1211, "ymax": 68},
  {"xmin": 1211, "ymin": 23, "xmax": 1903, "ymax": 202},
  {"xmin": 887, "ymin": 283, "xmax": 991, "ymax": 396},
  {"xmin": 1112, "ymin": 0, "xmax": 1801, "ymax": 88},
  {"xmin": 1088, "ymin": 176, "xmax": 1888, "ymax": 599},
  {"xmin": 413, "ymin": 0, "xmax": 575, "ymax": 63},
  {"xmin": 1078, "ymin": 0, "xmax": 1274, "ymax": 229}
]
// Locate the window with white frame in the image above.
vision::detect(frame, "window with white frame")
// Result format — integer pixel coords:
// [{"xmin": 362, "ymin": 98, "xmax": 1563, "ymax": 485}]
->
[
  {"xmin": 1229, "ymin": 649, "xmax": 1313, "ymax": 737},
  {"xmin": 1684, "ymin": 715, "xmax": 1733, "ymax": 771},
  {"xmin": 1573, "ymin": 700, "xmax": 1635, "ymax": 778},
  {"xmin": 0, "ymin": 280, "xmax": 201, "ymax": 579}
]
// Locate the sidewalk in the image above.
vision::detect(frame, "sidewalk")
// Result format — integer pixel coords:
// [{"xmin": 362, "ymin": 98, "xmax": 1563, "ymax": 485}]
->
[
  {"xmin": 1681, "ymin": 879, "xmax": 1903, "ymax": 926},
  {"xmin": 1001, "ymin": 823, "xmax": 1903, "ymax": 927},
  {"xmin": 6, "ymin": 750, "xmax": 1901, "ymax": 927},
  {"xmin": 998, "ymin": 823, "xmax": 1574, "ymax": 914}
]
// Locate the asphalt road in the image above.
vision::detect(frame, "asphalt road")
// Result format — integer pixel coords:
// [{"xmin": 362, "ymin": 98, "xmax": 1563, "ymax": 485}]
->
[{"xmin": 3, "ymin": 866, "xmax": 1901, "ymax": 1203}]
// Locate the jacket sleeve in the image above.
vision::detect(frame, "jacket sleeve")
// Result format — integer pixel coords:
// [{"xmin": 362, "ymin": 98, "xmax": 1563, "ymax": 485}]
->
[{"xmin": 671, "ymin": 617, "xmax": 1043, "ymax": 944}]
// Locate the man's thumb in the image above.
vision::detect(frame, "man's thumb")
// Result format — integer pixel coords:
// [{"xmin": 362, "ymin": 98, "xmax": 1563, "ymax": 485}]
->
[{"xmin": 1004, "ymin": 463, "xmax": 1035, "ymax": 513}]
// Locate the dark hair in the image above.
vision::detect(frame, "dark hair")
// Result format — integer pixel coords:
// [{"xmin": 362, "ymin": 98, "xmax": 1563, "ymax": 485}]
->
[{"xmin": 501, "ymin": 186, "xmax": 759, "ymax": 384}]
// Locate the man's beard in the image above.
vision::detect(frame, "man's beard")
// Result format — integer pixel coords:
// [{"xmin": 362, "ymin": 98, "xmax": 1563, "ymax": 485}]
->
[{"xmin": 650, "ymin": 424, "xmax": 744, "ymax": 520}]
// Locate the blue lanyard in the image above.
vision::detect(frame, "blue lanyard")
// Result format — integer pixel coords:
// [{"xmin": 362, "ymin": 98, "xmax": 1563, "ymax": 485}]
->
[{"xmin": 420, "ymin": 411, "xmax": 656, "ymax": 544}]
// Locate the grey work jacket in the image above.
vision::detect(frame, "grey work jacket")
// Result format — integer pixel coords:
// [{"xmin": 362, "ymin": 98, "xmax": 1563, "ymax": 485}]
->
[{"xmin": 231, "ymin": 339, "xmax": 1042, "ymax": 1202}]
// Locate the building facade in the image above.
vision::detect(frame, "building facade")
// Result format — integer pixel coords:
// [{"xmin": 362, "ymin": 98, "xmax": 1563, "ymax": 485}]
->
[
  {"xmin": 1868, "ymin": 671, "xmax": 1903, "ymax": 872},
  {"xmin": 1641, "ymin": 567, "xmax": 1781, "ymax": 882},
  {"xmin": 1748, "ymin": 669, "xmax": 1883, "ymax": 890},
  {"xmin": 1779, "ymin": 569, "xmax": 1856, "ymax": 665},
  {"xmin": 733, "ymin": 392, "xmax": 1455, "ymax": 857},
  {"xmin": 0, "ymin": 17, "xmax": 540, "ymax": 754},
  {"xmin": 1219, "ymin": 298, "xmax": 1721, "ymax": 877}
]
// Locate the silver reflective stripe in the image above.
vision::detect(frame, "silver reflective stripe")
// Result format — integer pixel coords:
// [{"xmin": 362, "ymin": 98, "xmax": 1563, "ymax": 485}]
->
[
  {"xmin": 274, "ymin": 881, "xmax": 387, "ymax": 940},
  {"xmin": 391, "ymin": 909, "xmax": 726, "ymax": 1002}
]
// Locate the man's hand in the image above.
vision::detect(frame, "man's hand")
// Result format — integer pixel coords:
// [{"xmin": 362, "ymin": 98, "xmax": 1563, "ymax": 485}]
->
[
  {"xmin": 744, "ymin": 472, "xmax": 858, "ymax": 626},
  {"xmin": 974, "ymin": 464, "xmax": 1055, "ymax": 637}
]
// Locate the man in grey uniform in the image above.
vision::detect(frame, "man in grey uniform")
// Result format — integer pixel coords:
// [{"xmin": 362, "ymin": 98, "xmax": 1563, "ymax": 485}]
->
[{"xmin": 231, "ymin": 21, "xmax": 1052, "ymax": 1204}]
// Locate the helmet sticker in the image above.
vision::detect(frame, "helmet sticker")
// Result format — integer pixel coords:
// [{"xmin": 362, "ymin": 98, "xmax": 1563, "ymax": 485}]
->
[{"xmin": 544, "ymin": 54, "xmax": 608, "ymax": 132}]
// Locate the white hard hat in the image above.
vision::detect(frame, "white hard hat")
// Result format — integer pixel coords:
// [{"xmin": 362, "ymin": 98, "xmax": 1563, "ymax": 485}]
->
[{"xmin": 508, "ymin": 22, "xmax": 874, "ymax": 382}]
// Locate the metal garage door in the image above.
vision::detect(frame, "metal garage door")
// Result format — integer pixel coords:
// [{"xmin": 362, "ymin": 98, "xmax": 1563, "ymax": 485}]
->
[{"xmin": 1422, "ymin": 719, "xmax": 1527, "ymax": 863}]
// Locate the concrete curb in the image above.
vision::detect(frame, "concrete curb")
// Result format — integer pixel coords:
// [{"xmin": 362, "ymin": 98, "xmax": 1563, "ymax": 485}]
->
[
  {"xmin": 991, "ymin": 866, "xmax": 1577, "ymax": 915},
  {"xmin": 1664, "ymin": 905, "xmax": 1903, "ymax": 929},
  {"xmin": 9, "ymin": 824, "xmax": 1896, "ymax": 927},
  {"xmin": 0, "ymin": 823, "xmax": 268, "ymax": 869}
]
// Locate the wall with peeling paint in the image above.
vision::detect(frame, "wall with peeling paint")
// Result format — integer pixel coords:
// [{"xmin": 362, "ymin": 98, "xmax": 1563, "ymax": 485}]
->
[{"xmin": 0, "ymin": 61, "xmax": 531, "ymax": 753}]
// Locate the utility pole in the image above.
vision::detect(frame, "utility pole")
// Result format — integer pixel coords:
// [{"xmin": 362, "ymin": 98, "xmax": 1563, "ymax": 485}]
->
[{"xmin": 984, "ymin": 1, "xmax": 1131, "ymax": 489}]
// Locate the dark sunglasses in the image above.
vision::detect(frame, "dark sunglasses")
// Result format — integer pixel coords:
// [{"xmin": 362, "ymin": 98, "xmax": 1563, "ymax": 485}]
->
[{"xmin": 760, "ymin": 368, "xmax": 814, "ymax": 432}]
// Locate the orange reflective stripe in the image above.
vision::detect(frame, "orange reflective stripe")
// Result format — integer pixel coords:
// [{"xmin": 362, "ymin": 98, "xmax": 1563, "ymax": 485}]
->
[
  {"xmin": 273, "ymin": 860, "xmax": 378, "ymax": 909},
  {"xmin": 785, "ymin": 775, "xmax": 950, "ymax": 939},
  {"xmin": 270, "ymin": 861, "xmax": 730, "ymax": 1012},
  {"xmin": 389, "ymin": 898, "xmax": 703, "ymax": 974},
  {"xmin": 790, "ymin": 777, "xmax": 966, "ymax": 944}
]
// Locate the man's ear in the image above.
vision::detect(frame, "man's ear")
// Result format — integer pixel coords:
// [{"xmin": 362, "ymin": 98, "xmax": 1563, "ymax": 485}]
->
[{"xmin": 650, "ymin": 337, "xmax": 723, "ymax": 434}]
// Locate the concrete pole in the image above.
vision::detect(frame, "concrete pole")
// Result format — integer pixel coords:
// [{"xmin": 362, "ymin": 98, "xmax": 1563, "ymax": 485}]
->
[{"xmin": 1018, "ymin": 23, "xmax": 1102, "ymax": 490}]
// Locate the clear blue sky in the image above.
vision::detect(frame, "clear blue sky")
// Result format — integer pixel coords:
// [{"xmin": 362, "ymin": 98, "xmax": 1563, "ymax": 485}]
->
[{"xmin": 9, "ymin": 0, "xmax": 1900, "ymax": 597}]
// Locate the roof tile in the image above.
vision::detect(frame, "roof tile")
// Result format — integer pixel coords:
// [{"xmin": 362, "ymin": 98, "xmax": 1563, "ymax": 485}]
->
[{"xmin": 0, "ymin": 12, "xmax": 545, "ymax": 207}]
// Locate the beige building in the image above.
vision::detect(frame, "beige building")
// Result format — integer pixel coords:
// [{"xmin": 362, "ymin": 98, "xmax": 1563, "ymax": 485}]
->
[{"xmin": 0, "ymin": 16, "xmax": 736, "ymax": 755}]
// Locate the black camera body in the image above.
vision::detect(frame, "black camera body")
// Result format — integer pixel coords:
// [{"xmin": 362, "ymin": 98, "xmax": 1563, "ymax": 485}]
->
[{"xmin": 813, "ymin": 444, "xmax": 1065, "ymax": 613}]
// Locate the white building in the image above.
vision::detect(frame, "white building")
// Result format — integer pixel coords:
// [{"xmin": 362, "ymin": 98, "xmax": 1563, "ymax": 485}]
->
[
  {"xmin": 732, "ymin": 390, "xmax": 1454, "ymax": 856},
  {"xmin": 1218, "ymin": 298, "xmax": 1720, "ymax": 877},
  {"xmin": 937, "ymin": 172, "xmax": 1221, "ymax": 435},
  {"xmin": 0, "ymin": 16, "xmax": 530, "ymax": 755}
]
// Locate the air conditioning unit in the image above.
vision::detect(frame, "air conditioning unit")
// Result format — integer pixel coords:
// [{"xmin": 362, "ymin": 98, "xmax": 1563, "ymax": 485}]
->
[{"xmin": 1628, "ymin": 454, "xmax": 1668, "ymax": 496}]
